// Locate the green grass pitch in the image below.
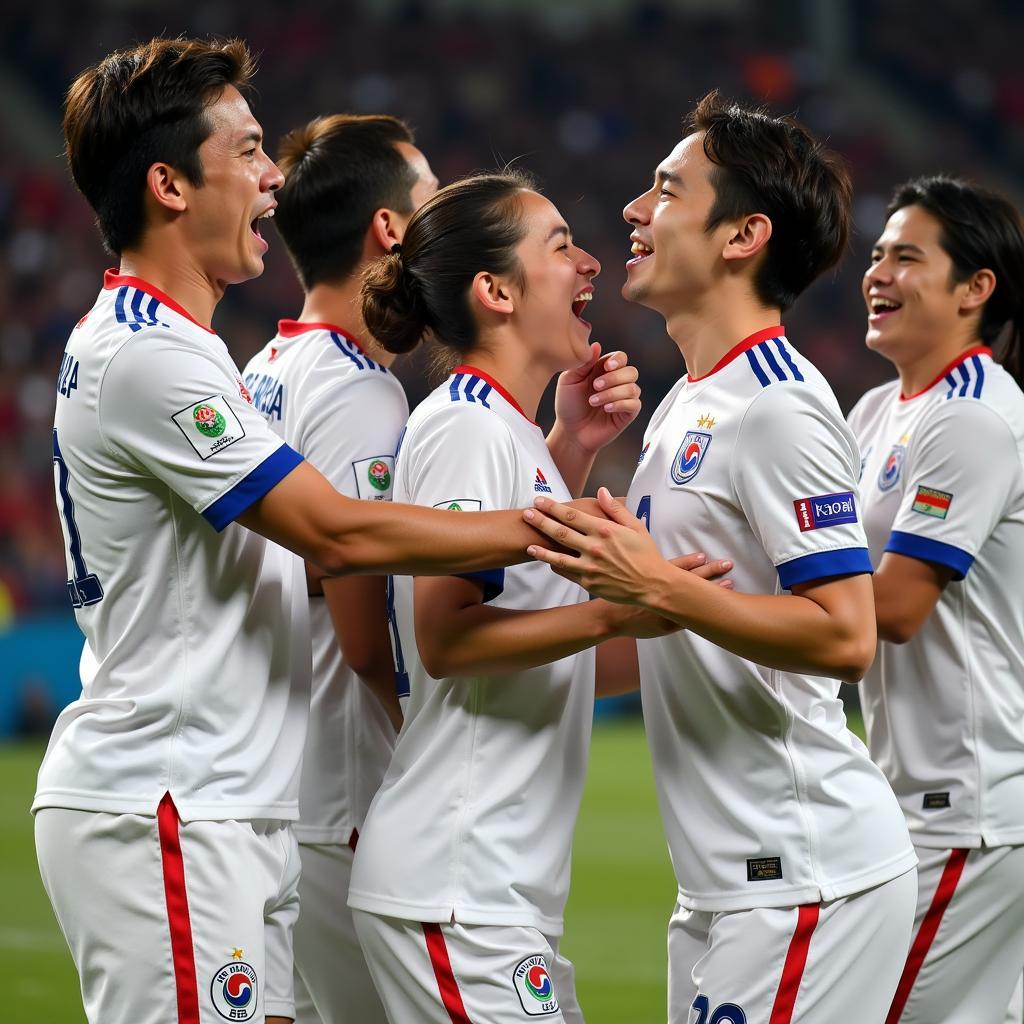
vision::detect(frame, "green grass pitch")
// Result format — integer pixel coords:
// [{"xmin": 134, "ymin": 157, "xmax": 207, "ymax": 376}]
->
[{"xmin": 2, "ymin": 709, "xmax": 864, "ymax": 1022}]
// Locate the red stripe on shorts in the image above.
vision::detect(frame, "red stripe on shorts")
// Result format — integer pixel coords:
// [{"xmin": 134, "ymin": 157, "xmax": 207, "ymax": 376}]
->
[
  {"xmin": 769, "ymin": 903, "xmax": 820, "ymax": 1024},
  {"xmin": 423, "ymin": 923, "xmax": 472, "ymax": 1024},
  {"xmin": 886, "ymin": 848, "xmax": 969, "ymax": 1024},
  {"xmin": 157, "ymin": 793, "xmax": 200, "ymax": 1024}
]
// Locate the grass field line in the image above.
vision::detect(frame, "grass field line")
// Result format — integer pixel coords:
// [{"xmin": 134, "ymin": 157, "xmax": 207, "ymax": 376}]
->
[{"xmin": 0, "ymin": 926, "xmax": 66, "ymax": 952}]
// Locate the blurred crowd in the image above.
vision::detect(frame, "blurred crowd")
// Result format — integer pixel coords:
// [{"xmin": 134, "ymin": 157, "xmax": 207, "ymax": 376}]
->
[{"xmin": 0, "ymin": 0, "xmax": 1012, "ymax": 617}]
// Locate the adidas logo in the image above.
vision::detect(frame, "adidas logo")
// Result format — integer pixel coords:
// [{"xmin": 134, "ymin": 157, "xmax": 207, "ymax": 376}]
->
[{"xmin": 534, "ymin": 468, "xmax": 553, "ymax": 494}]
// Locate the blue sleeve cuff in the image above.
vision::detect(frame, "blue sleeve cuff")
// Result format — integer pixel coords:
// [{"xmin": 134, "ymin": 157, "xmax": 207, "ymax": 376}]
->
[
  {"xmin": 884, "ymin": 531, "xmax": 974, "ymax": 581},
  {"xmin": 777, "ymin": 547, "xmax": 873, "ymax": 590},
  {"xmin": 202, "ymin": 444, "xmax": 304, "ymax": 531},
  {"xmin": 454, "ymin": 568, "xmax": 505, "ymax": 603}
]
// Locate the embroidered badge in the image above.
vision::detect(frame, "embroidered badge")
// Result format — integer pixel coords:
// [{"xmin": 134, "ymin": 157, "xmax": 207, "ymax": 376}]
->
[
  {"xmin": 793, "ymin": 491, "xmax": 858, "ymax": 532},
  {"xmin": 878, "ymin": 444, "xmax": 906, "ymax": 492},
  {"xmin": 671, "ymin": 431, "xmax": 712, "ymax": 485},
  {"xmin": 512, "ymin": 955, "xmax": 559, "ymax": 1016},
  {"xmin": 912, "ymin": 486, "xmax": 952, "ymax": 520},
  {"xmin": 211, "ymin": 959, "xmax": 258, "ymax": 1020}
]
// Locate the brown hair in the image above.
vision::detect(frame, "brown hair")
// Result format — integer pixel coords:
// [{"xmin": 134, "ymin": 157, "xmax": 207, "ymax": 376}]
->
[
  {"xmin": 275, "ymin": 114, "xmax": 418, "ymax": 289},
  {"xmin": 63, "ymin": 36, "xmax": 255, "ymax": 255},
  {"xmin": 361, "ymin": 171, "xmax": 533, "ymax": 358},
  {"xmin": 689, "ymin": 90, "xmax": 852, "ymax": 311}
]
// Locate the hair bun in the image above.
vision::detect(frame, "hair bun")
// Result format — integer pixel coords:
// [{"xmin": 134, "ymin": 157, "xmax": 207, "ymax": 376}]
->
[{"xmin": 361, "ymin": 250, "xmax": 429, "ymax": 354}]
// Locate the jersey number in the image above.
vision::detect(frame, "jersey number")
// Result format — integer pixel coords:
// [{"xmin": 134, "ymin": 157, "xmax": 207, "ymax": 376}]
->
[
  {"xmin": 52, "ymin": 430, "xmax": 104, "ymax": 608},
  {"xmin": 636, "ymin": 494, "xmax": 652, "ymax": 530},
  {"xmin": 691, "ymin": 996, "xmax": 747, "ymax": 1024},
  {"xmin": 385, "ymin": 576, "xmax": 410, "ymax": 700}
]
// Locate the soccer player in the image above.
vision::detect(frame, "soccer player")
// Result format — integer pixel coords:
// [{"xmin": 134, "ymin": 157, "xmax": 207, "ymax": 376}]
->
[
  {"xmin": 849, "ymin": 176, "xmax": 1024, "ymax": 1024},
  {"xmin": 346, "ymin": 172, "xmax": 712, "ymax": 1024},
  {"xmin": 524, "ymin": 93, "xmax": 919, "ymax": 1023},
  {"xmin": 34, "ymin": 39, "xmax": 597, "ymax": 1024},
  {"xmin": 242, "ymin": 113, "xmax": 438, "ymax": 1024}
]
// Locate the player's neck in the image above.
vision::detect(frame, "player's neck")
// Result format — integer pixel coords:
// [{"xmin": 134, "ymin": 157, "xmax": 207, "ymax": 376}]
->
[
  {"xmin": 459, "ymin": 340, "xmax": 550, "ymax": 423},
  {"xmin": 116, "ymin": 249, "xmax": 222, "ymax": 329},
  {"xmin": 299, "ymin": 279, "xmax": 396, "ymax": 368},
  {"xmin": 892, "ymin": 329, "xmax": 984, "ymax": 398},
  {"xmin": 665, "ymin": 292, "xmax": 782, "ymax": 379}
]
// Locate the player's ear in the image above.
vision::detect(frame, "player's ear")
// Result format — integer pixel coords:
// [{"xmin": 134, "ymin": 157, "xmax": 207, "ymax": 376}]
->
[
  {"xmin": 470, "ymin": 271, "xmax": 514, "ymax": 315},
  {"xmin": 959, "ymin": 267, "xmax": 996, "ymax": 312},
  {"xmin": 722, "ymin": 213, "xmax": 772, "ymax": 264},
  {"xmin": 146, "ymin": 162, "xmax": 188, "ymax": 214},
  {"xmin": 369, "ymin": 208, "xmax": 402, "ymax": 254}
]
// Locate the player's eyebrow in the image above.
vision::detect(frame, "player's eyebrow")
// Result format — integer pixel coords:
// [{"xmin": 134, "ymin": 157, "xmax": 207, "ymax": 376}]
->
[
  {"xmin": 546, "ymin": 225, "xmax": 571, "ymax": 243},
  {"xmin": 873, "ymin": 242, "xmax": 926, "ymax": 256},
  {"xmin": 237, "ymin": 128, "xmax": 263, "ymax": 147},
  {"xmin": 655, "ymin": 168, "xmax": 684, "ymax": 189}
]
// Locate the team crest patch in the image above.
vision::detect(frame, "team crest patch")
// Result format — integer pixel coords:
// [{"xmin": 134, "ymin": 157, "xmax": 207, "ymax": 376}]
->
[
  {"xmin": 211, "ymin": 960, "xmax": 258, "ymax": 1020},
  {"xmin": 534, "ymin": 468, "xmax": 553, "ymax": 494},
  {"xmin": 878, "ymin": 444, "xmax": 906, "ymax": 491},
  {"xmin": 352, "ymin": 456, "xmax": 394, "ymax": 500},
  {"xmin": 512, "ymin": 955, "xmax": 559, "ymax": 1016},
  {"xmin": 913, "ymin": 486, "xmax": 953, "ymax": 519},
  {"xmin": 793, "ymin": 491, "xmax": 858, "ymax": 532},
  {"xmin": 433, "ymin": 498, "xmax": 483, "ymax": 511},
  {"xmin": 671, "ymin": 431, "xmax": 712, "ymax": 485},
  {"xmin": 172, "ymin": 395, "xmax": 245, "ymax": 460}
]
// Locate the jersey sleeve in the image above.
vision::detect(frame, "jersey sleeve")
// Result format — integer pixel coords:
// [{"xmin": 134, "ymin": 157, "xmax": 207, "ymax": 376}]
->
[
  {"xmin": 100, "ymin": 331, "xmax": 302, "ymax": 531},
  {"xmin": 884, "ymin": 400, "xmax": 1016, "ymax": 579},
  {"xmin": 299, "ymin": 374, "xmax": 409, "ymax": 502},
  {"xmin": 401, "ymin": 404, "xmax": 519, "ymax": 602},
  {"xmin": 733, "ymin": 385, "xmax": 873, "ymax": 590}
]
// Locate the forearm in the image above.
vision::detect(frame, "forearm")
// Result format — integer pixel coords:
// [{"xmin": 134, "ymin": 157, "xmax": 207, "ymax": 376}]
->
[
  {"xmin": 642, "ymin": 566, "xmax": 874, "ymax": 682},
  {"xmin": 596, "ymin": 636, "xmax": 640, "ymax": 697},
  {"xmin": 354, "ymin": 663, "xmax": 403, "ymax": 731},
  {"xmin": 546, "ymin": 423, "xmax": 596, "ymax": 499},
  {"xmin": 418, "ymin": 599, "xmax": 624, "ymax": 679}
]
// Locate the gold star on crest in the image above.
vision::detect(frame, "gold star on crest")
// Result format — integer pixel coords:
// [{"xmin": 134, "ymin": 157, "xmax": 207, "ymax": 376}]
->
[
  {"xmin": 697, "ymin": 413, "xmax": 716, "ymax": 429},
  {"xmin": 231, "ymin": 948, "xmax": 244, "ymax": 960},
  {"xmin": 899, "ymin": 432, "xmax": 912, "ymax": 445}
]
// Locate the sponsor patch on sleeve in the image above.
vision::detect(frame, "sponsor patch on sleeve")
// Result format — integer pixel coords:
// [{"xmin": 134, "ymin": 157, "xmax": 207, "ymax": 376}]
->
[
  {"xmin": 172, "ymin": 395, "xmax": 245, "ymax": 459},
  {"xmin": 432, "ymin": 498, "xmax": 483, "ymax": 511},
  {"xmin": 353, "ymin": 456, "xmax": 395, "ymax": 500},
  {"xmin": 912, "ymin": 486, "xmax": 953, "ymax": 520},
  {"xmin": 793, "ymin": 491, "xmax": 858, "ymax": 532}
]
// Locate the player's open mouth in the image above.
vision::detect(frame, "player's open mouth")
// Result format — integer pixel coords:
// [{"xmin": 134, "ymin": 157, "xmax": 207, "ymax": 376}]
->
[
  {"xmin": 572, "ymin": 288, "xmax": 594, "ymax": 324},
  {"xmin": 627, "ymin": 239, "xmax": 654, "ymax": 266},
  {"xmin": 250, "ymin": 207, "xmax": 275, "ymax": 245},
  {"xmin": 868, "ymin": 295, "xmax": 901, "ymax": 321}
]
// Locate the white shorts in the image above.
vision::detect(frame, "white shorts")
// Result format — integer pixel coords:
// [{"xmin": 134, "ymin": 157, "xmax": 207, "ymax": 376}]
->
[
  {"xmin": 887, "ymin": 844, "xmax": 1024, "ymax": 1024},
  {"xmin": 667, "ymin": 869, "xmax": 917, "ymax": 1024},
  {"xmin": 352, "ymin": 910, "xmax": 583, "ymax": 1024},
  {"xmin": 35, "ymin": 795, "xmax": 301, "ymax": 1024},
  {"xmin": 293, "ymin": 839, "xmax": 387, "ymax": 1024}
]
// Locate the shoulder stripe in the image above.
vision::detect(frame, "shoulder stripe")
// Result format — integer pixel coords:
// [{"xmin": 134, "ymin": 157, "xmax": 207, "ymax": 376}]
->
[
  {"xmin": 329, "ymin": 331, "xmax": 385, "ymax": 372},
  {"xmin": 944, "ymin": 355, "xmax": 985, "ymax": 400},
  {"xmin": 773, "ymin": 338, "xmax": 805, "ymax": 381},
  {"xmin": 758, "ymin": 341, "xmax": 788, "ymax": 382},
  {"xmin": 448, "ymin": 374, "xmax": 492, "ymax": 408},
  {"xmin": 115, "ymin": 286, "xmax": 167, "ymax": 333},
  {"xmin": 745, "ymin": 348, "xmax": 771, "ymax": 388}
]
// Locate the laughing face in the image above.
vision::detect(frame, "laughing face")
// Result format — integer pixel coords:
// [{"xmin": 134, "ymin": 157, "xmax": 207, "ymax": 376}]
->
[
  {"xmin": 184, "ymin": 84, "xmax": 284, "ymax": 287},
  {"xmin": 508, "ymin": 190, "xmax": 600, "ymax": 372},
  {"xmin": 864, "ymin": 204, "xmax": 970, "ymax": 362},
  {"xmin": 621, "ymin": 133, "xmax": 731, "ymax": 318}
]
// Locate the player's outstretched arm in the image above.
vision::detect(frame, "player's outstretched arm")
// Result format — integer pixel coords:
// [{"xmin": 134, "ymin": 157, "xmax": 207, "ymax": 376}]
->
[
  {"xmin": 238, "ymin": 460, "xmax": 539, "ymax": 576},
  {"xmin": 525, "ymin": 489, "xmax": 876, "ymax": 683}
]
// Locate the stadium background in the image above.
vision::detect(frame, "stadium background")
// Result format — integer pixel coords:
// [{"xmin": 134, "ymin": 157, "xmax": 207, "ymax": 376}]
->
[{"xmin": 0, "ymin": 0, "xmax": 1020, "ymax": 1017}]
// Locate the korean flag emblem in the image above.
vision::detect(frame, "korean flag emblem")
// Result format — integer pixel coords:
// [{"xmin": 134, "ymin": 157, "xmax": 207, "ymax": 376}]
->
[{"xmin": 671, "ymin": 430, "xmax": 712, "ymax": 485}]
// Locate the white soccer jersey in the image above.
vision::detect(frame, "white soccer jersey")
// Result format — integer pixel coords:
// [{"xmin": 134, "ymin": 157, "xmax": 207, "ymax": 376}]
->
[
  {"xmin": 243, "ymin": 320, "xmax": 408, "ymax": 843},
  {"xmin": 848, "ymin": 346, "xmax": 1024, "ymax": 848},
  {"xmin": 34, "ymin": 271, "xmax": 309, "ymax": 821},
  {"xmin": 628, "ymin": 326, "xmax": 916, "ymax": 912},
  {"xmin": 348, "ymin": 366, "xmax": 595, "ymax": 936}
]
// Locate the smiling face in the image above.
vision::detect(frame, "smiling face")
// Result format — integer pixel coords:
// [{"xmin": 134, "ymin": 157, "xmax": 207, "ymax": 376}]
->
[
  {"xmin": 864, "ymin": 204, "xmax": 973, "ymax": 362},
  {"xmin": 184, "ymin": 84, "xmax": 284, "ymax": 286},
  {"xmin": 506, "ymin": 190, "xmax": 600, "ymax": 371},
  {"xmin": 622, "ymin": 133, "xmax": 733, "ymax": 318}
]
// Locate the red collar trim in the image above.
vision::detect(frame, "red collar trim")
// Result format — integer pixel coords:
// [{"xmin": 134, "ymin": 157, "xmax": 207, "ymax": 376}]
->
[
  {"xmin": 899, "ymin": 345, "xmax": 993, "ymax": 401},
  {"xmin": 687, "ymin": 325, "xmax": 786, "ymax": 382},
  {"xmin": 103, "ymin": 269, "xmax": 215, "ymax": 334},
  {"xmin": 451, "ymin": 364, "xmax": 536, "ymax": 424},
  {"xmin": 276, "ymin": 319, "xmax": 366, "ymax": 352}
]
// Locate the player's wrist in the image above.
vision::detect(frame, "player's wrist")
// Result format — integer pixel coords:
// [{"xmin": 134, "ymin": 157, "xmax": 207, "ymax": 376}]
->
[{"xmin": 643, "ymin": 562, "xmax": 694, "ymax": 625}]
